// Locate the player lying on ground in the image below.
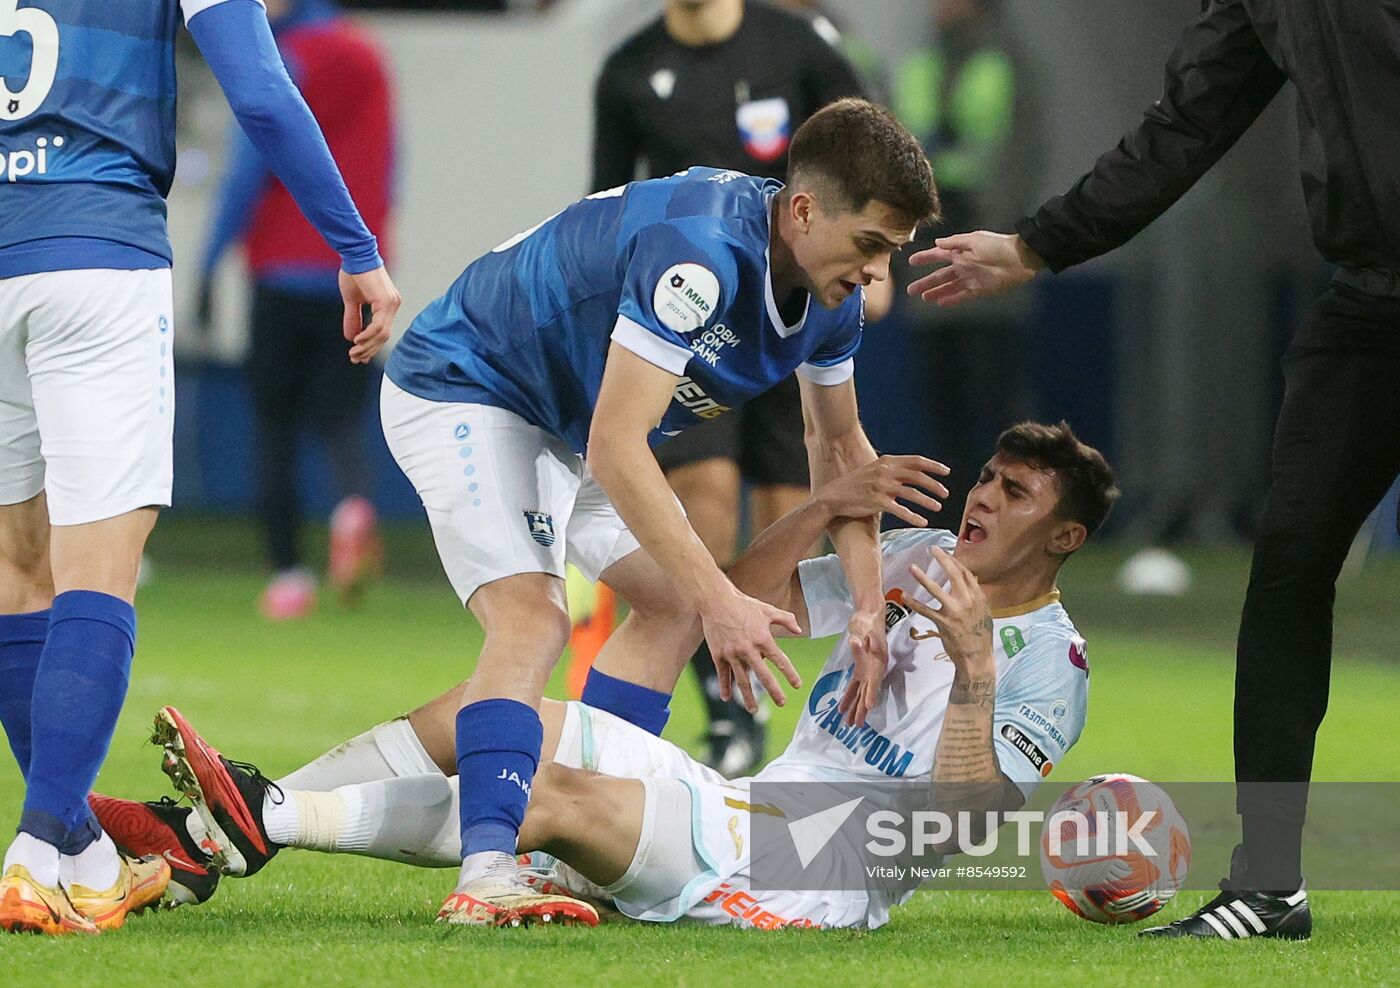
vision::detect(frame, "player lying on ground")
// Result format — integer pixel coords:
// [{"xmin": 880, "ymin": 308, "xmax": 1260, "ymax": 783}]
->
[
  {"xmin": 94, "ymin": 422, "xmax": 1119, "ymax": 929},
  {"xmin": 360, "ymin": 98, "xmax": 943, "ymax": 924}
]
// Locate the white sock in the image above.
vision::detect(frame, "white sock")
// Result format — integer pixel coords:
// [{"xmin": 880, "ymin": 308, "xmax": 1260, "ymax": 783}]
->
[
  {"xmin": 184, "ymin": 809, "xmax": 211, "ymax": 853},
  {"xmin": 264, "ymin": 775, "xmax": 461, "ymax": 867},
  {"xmin": 262, "ymin": 789, "xmax": 340, "ymax": 850},
  {"xmin": 4, "ymin": 833, "xmax": 60, "ymax": 888},
  {"xmin": 60, "ymin": 832, "xmax": 121, "ymax": 892},
  {"xmin": 458, "ymin": 849, "xmax": 518, "ymax": 889},
  {"xmin": 275, "ymin": 718, "xmax": 440, "ymax": 791}
]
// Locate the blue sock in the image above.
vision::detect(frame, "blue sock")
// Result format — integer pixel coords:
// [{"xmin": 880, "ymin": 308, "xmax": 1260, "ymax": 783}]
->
[
  {"xmin": 21, "ymin": 591, "xmax": 136, "ymax": 854},
  {"xmin": 456, "ymin": 699, "xmax": 542, "ymax": 858},
  {"xmin": 581, "ymin": 667, "xmax": 671, "ymax": 736},
  {"xmin": 0, "ymin": 609, "xmax": 49, "ymax": 778}
]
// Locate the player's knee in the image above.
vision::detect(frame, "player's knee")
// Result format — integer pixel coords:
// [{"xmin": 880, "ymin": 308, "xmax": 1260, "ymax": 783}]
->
[
  {"xmin": 0, "ymin": 538, "xmax": 49, "ymax": 584},
  {"xmin": 0, "ymin": 507, "xmax": 55, "ymax": 611},
  {"xmin": 0, "ymin": 554, "xmax": 55, "ymax": 613},
  {"xmin": 534, "ymin": 601, "xmax": 575, "ymax": 655},
  {"xmin": 618, "ymin": 569, "xmax": 698, "ymax": 627},
  {"xmin": 527, "ymin": 763, "xmax": 598, "ymax": 843},
  {"xmin": 472, "ymin": 578, "xmax": 573, "ymax": 655},
  {"xmin": 626, "ymin": 587, "xmax": 699, "ymax": 630}
]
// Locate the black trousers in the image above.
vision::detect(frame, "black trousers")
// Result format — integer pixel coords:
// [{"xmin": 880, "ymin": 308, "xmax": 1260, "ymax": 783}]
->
[
  {"xmin": 248, "ymin": 284, "xmax": 372, "ymax": 572},
  {"xmin": 1234, "ymin": 284, "xmax": 1400, "ymax": 886}
]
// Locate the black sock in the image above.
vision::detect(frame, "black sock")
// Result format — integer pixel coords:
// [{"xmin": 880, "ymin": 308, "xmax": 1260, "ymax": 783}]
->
[{"xmin": 1241, "ymin": 815, "xmax": 1304, "ymax": 894}]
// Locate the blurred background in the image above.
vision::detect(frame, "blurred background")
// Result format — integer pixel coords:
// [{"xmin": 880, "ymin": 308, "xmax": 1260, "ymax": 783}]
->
[{"xmin": 158, "ymin": 0, "xmax": 1399, "ymax": 594}]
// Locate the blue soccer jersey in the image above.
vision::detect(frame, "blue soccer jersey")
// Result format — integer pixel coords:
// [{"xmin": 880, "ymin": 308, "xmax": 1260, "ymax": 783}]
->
[
  {"xmin": 386, "ymin": 168, "xmax": 865, "ymax": 455},
  {"xmin": 0, "ymin": 1, "xmax": 228, "ymax": 273},
  {"xmin": 0, "ymin": 0, "xmax": 375, "ymax": 281}
]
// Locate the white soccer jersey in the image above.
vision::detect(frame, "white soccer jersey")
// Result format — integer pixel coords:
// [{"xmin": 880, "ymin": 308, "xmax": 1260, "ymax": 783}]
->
[
  {"xmin": 565, "ymin": 528, "xmax": 1091, "ymax": 930},
  {"xmin": 763, "ymin": 527, "xmax": 1089, "ymax": 798}
]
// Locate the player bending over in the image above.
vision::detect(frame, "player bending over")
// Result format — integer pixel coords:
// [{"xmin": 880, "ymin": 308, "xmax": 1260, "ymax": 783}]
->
[
  {"xmin": 0, "ymin": 0, "xmax": 399, "ymax": 936},
  {"xmin": 95, "ymin": 422, "xmax": 1118, "ymax": 929},
  {"xmin": 285, "ymin": 99, "xmax": 942, "ymax": 925}
]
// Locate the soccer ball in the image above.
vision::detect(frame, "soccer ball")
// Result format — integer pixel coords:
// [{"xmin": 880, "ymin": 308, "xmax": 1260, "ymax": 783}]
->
[{"xmin": 1039, "ymin": 773, "xmax": 1191, "ymax": 924}]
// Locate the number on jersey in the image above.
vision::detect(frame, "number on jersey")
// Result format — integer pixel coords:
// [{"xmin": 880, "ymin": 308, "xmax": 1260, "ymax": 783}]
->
[{"xmin": 1, "ymin": 0, "xmax": 60, "ymax": 122}]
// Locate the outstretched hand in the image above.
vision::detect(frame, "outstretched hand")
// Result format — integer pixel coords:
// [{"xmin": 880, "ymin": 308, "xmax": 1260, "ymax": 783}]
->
[
  {"xmin": 905, "ymin": 232, "xmax": 1044, "ymax": 308},
  {"xmin": 906, "ymin": 546, "xmax": 994, "ymax": 669},
  {"xmin": 703, "ymin": 587, "xmax": 804, "ymax": 713},
  {"xmin": 818, "ymin": 454, "xmax": 951, "ymax": 527}
]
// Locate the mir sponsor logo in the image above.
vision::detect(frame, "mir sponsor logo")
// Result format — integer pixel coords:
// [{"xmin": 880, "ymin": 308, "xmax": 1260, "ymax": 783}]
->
[
  {"xmin": 673, "ymin": 278, "xmax": 713, "ymax": 317},
  {"xmin": 865, "ymin": 807, "xmax": 1159, "ymax": 859},
  {"xmin": 807, "ymin": 669, "xmax": 914, "ymax": 777},
  {"xmin": 2, "ymin": 135, "xmax": 62, "ymax": 182}
]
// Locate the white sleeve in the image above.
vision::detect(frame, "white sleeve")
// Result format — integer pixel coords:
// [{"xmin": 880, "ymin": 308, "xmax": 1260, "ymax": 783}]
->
[
  {"xmin": 797, "ymin": 553, "xmax": 853, "ymax": 639},
  {"xmin": 796, "ymin": 358, "xmax": 854, "ymax": 386},
  {"xmin": 797, "ymin": 528, "xmax": 957, "ymax": 639},
  {"xmin": 181, "ymin": 0, "xmax": 265, "ymax": 26},
  {"xmin": 876, "ymin": 526, "xmax": 955, "ymax": 565},
  {"xmin": 610, "ymin": 314, "xmax": 693, "ymax": 376},
  {"xmin": 992, "ymin": 634, "xmax": 1090, "ymax": 800}
]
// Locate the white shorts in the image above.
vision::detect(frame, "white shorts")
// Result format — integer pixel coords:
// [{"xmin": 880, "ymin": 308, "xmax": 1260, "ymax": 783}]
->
[
  {"xmin": 556, "ymin": 703, "xmax": 881, "ymax": 930},
  {"xmin": 0, "ymin": 268, "xmax": 175, "ymax": 526},
  {"xmin": 380, "ymin": 378, "xmax": 643, "ymax": 604}
]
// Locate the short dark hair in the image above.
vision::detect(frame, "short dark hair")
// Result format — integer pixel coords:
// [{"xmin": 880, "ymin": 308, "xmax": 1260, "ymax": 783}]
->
[
  {"xmin": 785, "ymin": 98, "xmax": 941, "ymax": 227},
  {"xmin": 995, "ymin": 421, "xmax": 1120, "ymax": 538}
]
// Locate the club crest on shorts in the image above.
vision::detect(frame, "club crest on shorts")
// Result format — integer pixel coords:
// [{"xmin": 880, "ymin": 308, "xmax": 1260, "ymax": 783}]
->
[{"xmin": 523, "ymin": 510, "xmax": 556, "ymax": 547}]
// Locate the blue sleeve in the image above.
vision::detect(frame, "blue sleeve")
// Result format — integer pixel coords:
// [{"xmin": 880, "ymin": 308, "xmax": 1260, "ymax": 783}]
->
[
  {"xmin": 611, "ymin": 222, "xmax": 733, "ymax": 377},
  {"xmin": 797, "ymin": 291, "xmax": 863, "ymax": 386},
  {"xmin": 200, "ymin": 123, "xmax": 268, "ymax": 277},
  {"xmin": 187, "ymin": 0, "xmax": 383, "ymax": 274},
  {"xmin": 810, "ymin": 294, "xmax": 864, "ymax": 367}
]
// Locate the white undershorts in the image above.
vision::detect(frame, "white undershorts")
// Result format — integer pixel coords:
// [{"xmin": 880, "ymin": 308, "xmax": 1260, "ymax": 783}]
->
[
  {"xmin": 380, "ymin": 377, "xmax": 643, "ymax": 603},
  {"xmin": 0, "ymin": 268, "xmax": 175, "ymax": 526},
  {"xmin": 556, "ymin": 703, "xmax": 883, "ymax": 929}
]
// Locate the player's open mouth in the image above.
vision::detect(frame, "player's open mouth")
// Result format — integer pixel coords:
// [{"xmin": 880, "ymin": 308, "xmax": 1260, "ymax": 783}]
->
[
  {"xmin": 838, "ymin": 279, "xmax": 857, "ymax": 295},
  {"xmin": 961, "ymin": 519, "xmax": 988, "ymax": 545}
]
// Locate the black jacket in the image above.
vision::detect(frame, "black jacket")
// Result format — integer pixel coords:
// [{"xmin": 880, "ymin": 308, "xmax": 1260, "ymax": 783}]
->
[
  {"xmin": 1017, "ymin": 0, "xmax": 1400, "ymax": 296},
  {"xmin": 590, "ymin": 2, "xmax": 864, "ymax": 191}
]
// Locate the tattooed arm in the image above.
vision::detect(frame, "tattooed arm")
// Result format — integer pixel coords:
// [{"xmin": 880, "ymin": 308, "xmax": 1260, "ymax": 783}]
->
[{"xmin": 907, "ymin": 547, "xmax": 1025, "ymax": 852}]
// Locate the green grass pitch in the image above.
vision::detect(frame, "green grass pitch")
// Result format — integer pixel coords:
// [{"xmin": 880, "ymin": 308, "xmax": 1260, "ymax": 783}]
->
[{"xmin": 3, "ymin": 523, "xmax": 1398, "ymax": 985}]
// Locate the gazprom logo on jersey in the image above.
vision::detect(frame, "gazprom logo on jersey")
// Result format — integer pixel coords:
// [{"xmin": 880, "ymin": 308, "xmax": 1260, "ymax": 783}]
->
[
  {"xmin": 807, "ymin": 668, "xmax": 915, "ymax": 778},
  {"xmin": 2, "ymin": 136, "xmax": 63, "ymax": 182},
  {"xmin": 654, "ymin": 263, "xmax": 719, "ymax": 335}
]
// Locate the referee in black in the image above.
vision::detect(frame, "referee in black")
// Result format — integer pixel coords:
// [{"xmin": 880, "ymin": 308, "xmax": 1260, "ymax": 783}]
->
[
  {"xmin": 591, "ymin": 0, "xmax": 882, "ymax": 775},
  {"xmin": 906, "ymin": 0, "xmax": 1399, "ymax": 940}
]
